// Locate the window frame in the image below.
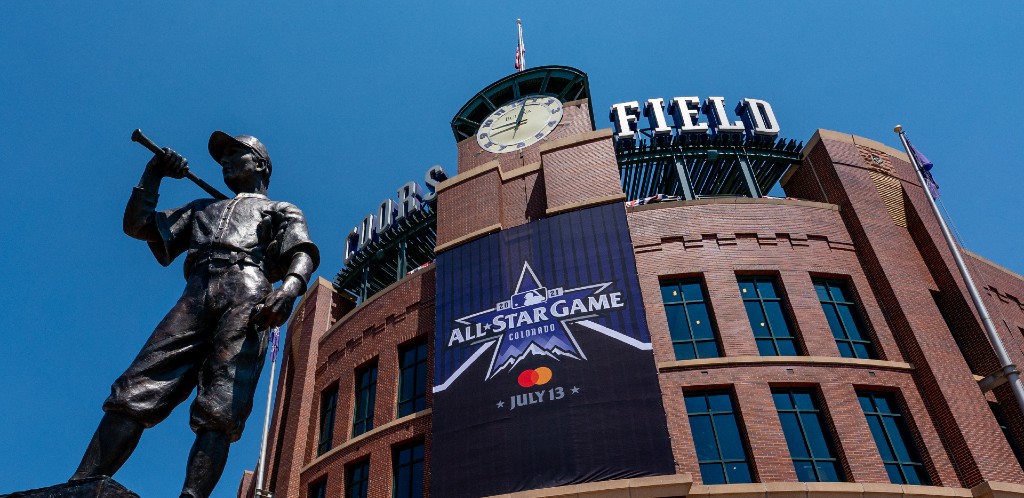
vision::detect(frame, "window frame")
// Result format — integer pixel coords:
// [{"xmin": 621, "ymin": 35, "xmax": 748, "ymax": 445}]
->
[
  {"xmin": 683, "ymin": 389, "xmax": 755, "ymax": 485},
  {"xmin": 397, "ymin": 337, "xmax": 429, "ymax": 417},
  {"xmin": 660, "ymin": 277, "xmax": 722, "ymax": 360},
  {"xmin": 309, "ymin": 478, "xmax": 328, "ymax": 498},
  {"xmin": 352, "ymin": 360, "xmax": 379, "ymax": 437},
  {"xmin": 738, "ymin": 275, "xmax": 803, "ymax": 356},
  {"xmin": 392, "ymin": 439, "xmax": 425, "ymax": 498},
  {"xmin": 772, "ymin": 388, "xmax": 846, "ymax": 482},
  {"xmin": 317, "ymin": 384, "xmax": 339, "ymax": 456},
  {"xmin": 345, "ymin": 458, "xmax": 371, "ymax": 498},
  {"xmin": 812, "ymin": 277, "xmax": 877, "ymax": 359},
  {"xmin": 857, "ymin": 390, "xmax": 930, "ymax": 485}
]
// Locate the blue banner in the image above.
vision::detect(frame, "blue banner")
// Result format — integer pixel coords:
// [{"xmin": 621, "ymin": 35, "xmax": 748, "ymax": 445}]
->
[{"xmin": 432, "ymin": 202, "xmax": 674, "ymax": 497}]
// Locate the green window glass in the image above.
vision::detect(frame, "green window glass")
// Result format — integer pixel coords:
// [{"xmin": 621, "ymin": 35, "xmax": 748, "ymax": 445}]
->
[
  {"xmin": 857, "ymin": 391, "xmax": 930, "ymax": 485},
  {"xmin": 738, "ymin": 276, "xmax": 802, "ymax": 356},
  {"xmin": 813, "ymin": 279, "xmax": 876, "ymax": 359},
  {"xmin": 346, "ymin": 459, "xmax": 370, "ymax": 498},
  {"xmin": 684, "ymin": 391, "xmax": 754, "ymax": 484},
  {"xmin": 309, "ymin": 479, "xmax": 327, "ymax": 498},
  {"xmin": 393, "ymin": 440, "xmax": 425, "ymax": 498},
  {"xmin": 661, "ymin": 279, "xmax": 720, "ymax": 360},
  {"xmin": 398, "ymin": 339, "xmax": 428, "ymax": 417},
  {"xmin": 773, "ymin": 389, "xmax": 845, "ymax": 482},
  {"xmin": 317, "ymin": 385, "xmax": 338, "ymax": 455},
  {"xmin": 352, "ymin": 362, "xmax": 378, "ymax": 436}
]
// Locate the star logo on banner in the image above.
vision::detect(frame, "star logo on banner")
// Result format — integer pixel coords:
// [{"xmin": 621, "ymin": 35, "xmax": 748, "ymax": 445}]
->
[
  {"xmin": 433, "ymin": 261, "xmax": 654, "ymax": 393},
  {"xmin": 460, "ymin": 262, "xmax": 601, "ymax": 379}
]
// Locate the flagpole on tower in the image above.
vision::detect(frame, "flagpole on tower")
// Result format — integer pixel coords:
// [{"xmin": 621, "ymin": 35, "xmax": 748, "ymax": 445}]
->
[
  {"xmin": 894, "ymin": 125, "xmax": 1024, "ymax": 417},
  {"xmin": 515, "ymin": 19, "xmax": 526, "ymax": 72},
  {"xmin": 254, "ymin": 326, "xmax": 281, "ymax": 498}
]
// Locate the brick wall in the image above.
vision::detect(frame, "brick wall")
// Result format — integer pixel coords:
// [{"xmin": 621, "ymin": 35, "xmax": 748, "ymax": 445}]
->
[
  {"xmin": 628, "ymin": 198, "xmax": 939, "ymax": 484},
  {"xmin": 298, "ymin": 269, "xmax": 435, "ymax": 498},
  {"xmin": 242, "ymin": 123, "xmax": 1024, "ymax": 497},
  {"xmin": 782, "ymin": 130, "xmax": 1024, "ymax": 487},
  {"xmin": 264, "ymin": 278, "xmax": 351, "ymax": 498}
]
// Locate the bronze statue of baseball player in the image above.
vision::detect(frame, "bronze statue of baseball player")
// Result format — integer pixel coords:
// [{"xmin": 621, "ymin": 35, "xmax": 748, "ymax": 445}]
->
[{"xmin": 71, "ymin": 131, "xmax": 319, "ymax": 498}]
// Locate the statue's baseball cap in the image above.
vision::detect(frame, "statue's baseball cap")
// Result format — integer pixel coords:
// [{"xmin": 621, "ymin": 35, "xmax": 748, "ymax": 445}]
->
[{"xmin": 208, "ymin": 131, "xmax": 273, "ymax": 175}]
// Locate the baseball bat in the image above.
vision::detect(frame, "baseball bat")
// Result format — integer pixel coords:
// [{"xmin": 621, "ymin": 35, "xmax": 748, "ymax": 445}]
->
[{"xmin": 131, "ymin": 129, "xmax": 229, "ymax": 200}]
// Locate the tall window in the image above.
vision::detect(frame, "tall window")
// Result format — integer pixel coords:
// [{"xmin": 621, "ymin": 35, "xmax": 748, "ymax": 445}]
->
[
  {"xmin": 773, "ymin": 389, "xmax": 845, "ymax": 482},
  {"xmin": 661, "ymin": 279, "xmax": 720, "ymax": 360},
  {"xmin": 346, "ymin": 459, "xmax": 370, "ymax": 498},
  {"xmin": 739, "ymin": 276, "xmax": 802, "ymax": 356},
  {"xmin": 353, "ymin": 361, "xmax": 378, "ymax": 437},
  {"xmin": 398, "ymin": 339, "xmax": 428, "ymax": 417},
  {"xmin": 393, "ymin": 440, "xmax": 425, "ymax": 498},
  {"xmin": 309, "ymin": 479, "xmax": 327, "ymax": 498},
  {"xmin": 813, "ymin": 279, "xmax": 876, "ymax": 359},
  {"xmin": 857, "ymin": 391, "xmax": 930, "ymax": 485},
  {"xmin": 990, "ymin": 402, "xmax": 1024, "ymax": 469},
  {"xmin": 317, "ymin": 385, "xmax": 338, "ymax": 455},
  {"xmin": 684, "ymin": 391, "xmax": 754, "ymax": 484}
]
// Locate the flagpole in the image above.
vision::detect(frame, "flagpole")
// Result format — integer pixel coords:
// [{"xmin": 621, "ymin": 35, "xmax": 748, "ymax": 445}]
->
[
  {"xmin": 894, "ymin": 125, "xmax": 1024, "ymax": 417},
  {"xmin": 516, "ymin": 19, "xmax": 525, "ymax": 72},
  {"xmin": 254, "ymin": 327, "xmax": 281, "ymax": 498}
]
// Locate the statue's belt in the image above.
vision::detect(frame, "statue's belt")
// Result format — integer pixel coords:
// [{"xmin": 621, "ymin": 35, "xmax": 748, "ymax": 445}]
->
[{"xmin": 192, "ymin": 249, "xmax": 262, "ymax": 269}]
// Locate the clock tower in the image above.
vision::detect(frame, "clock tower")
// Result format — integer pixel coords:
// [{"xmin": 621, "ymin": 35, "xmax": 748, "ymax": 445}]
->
[
  {"xmin": 436, "ymin": 66, "xmax": 627, "ymax": 252},
  {"xmin": 431, "ymin": 66, "xmax": 675, "ymax": 498}
]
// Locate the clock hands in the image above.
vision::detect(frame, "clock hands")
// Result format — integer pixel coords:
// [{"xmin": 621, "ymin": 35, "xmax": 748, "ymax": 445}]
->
[
  {"xmin": 511, "ymin": 101, "xmax": 529, "ymax": 138},
  {"xmin": 475, "ymin": 96, "xmax": 563, "ymax": 153},
  {"xmin": 489, "ymin": 120, "xmax": 528, "ymax": 137}
]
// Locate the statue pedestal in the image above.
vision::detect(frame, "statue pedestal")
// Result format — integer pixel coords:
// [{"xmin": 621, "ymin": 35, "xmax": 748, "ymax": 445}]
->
[{"xmin": 1, "ymin": 477, "xmax": 139, "ymax": 498}]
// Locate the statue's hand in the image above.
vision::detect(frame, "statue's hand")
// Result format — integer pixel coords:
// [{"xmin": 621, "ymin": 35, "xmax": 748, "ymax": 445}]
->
[
  {"xmin": 251, "ymin": 276, "xmax": 304, "ymax": 330},
  {"xmin": 145, "ymin": 148, "xmax": 190, "ymax": 179}
]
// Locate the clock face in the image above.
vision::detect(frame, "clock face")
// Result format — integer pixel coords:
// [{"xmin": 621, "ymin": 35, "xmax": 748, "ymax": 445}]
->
[{"xmin": 476, "ymin": 96, "xmax": 563, "ymax": 153}]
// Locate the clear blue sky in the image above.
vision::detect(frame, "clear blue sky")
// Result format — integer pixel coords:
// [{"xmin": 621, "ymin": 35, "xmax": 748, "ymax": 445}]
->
[{"xmin": 2, "ymin": 2, "xmax": 1021, "ymax": 497}]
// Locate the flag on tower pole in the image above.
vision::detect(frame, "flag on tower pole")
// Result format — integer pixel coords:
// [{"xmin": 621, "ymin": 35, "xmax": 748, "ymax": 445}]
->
[
  {"xmin": 906, "ymin": 137, "xmax": 940, "ymax": 198},
  {"xmin": 895, "ymin": 124, "xmax": 1024, "ymax": 420},
  {"xmin": 515, "ymin": 19, "xmax": 526, "ymax": 72}
]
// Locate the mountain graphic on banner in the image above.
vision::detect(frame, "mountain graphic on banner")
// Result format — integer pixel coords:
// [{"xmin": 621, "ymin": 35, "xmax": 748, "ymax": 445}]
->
[{"xmin": 492, "ymin": 340, "xmax": 581, "ymax": 376}]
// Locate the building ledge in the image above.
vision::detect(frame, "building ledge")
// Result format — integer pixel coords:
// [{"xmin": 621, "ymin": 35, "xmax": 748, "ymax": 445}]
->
[
  {"xmin": 802, "ymin": 129, "xmax": 910, "ymax": 163},
  {"xmin": 435, "ymin": 223, "xmax": 502, "ymax": 254},
  {"xmin": 964, "ymin": 249, "xmax": 1024, "ymax": 285},
  {"xmin": 625, "ymin": 196, "xmax": 838, "ymax": 214},
  {"xmin": 658, "ymin": 356, "xmax": 913, "ymax": 373},
  {"xmin": 688, "ymin": 482, "xmax": 974, "ymax": 497},
  {"xmin": 482, "ymin": 473, "xmax": 692, "ymax": 497},
  {"xmin": 321, "ymin": 266, "xmax": 434, "ymax": 347},
  {"xmin": 301, "ymin": 408, "xmax": 431, "ymax": 474},
  {"xmin": 971, "ymin": 480, "xmax": 1024, "ymax": 498},
  {"xmin": 475, "ymin": 480, "xmax": 1024, "ymax": 498}
]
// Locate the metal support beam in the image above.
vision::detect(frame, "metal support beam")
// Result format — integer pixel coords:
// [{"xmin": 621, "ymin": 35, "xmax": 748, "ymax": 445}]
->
[
  {"xmin": 396, "ymin": 238, "xmax": 408, "ymax": 281},
  {"xmin": 979, "ymin": 366, "xmax": 1015, "ymax": 393},
  {"xmin": 735, "ymin": 153, "xmax": 762, "ymax": 198},
  {"xmin": 360, "ymin": 266, "xmax": 370, "ymax": 303},
  {"xmin": 672, "ymin": 155, "xmax": 696, "ymax": 200}
]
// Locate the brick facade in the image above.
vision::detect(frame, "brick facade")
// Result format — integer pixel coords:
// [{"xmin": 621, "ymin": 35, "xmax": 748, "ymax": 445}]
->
[{"xmin": 239, "ymin": 124, "xmax": 1024, "ymax": 498}]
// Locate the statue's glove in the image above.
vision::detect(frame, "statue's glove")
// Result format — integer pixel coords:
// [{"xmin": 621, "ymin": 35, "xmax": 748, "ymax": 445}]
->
[
  {"xmin": 251, "ymin": 275, "xmax": 304, "ymax": 330},
  {"xmin": 145, "ymin": 148, "xmax": 190, "ymax": 179}
]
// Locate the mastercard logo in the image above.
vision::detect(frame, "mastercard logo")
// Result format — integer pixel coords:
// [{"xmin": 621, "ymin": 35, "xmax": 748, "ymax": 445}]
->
[{"xmin": 517, "ymin": 367, "xmax": 553, "ymax": 388}]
